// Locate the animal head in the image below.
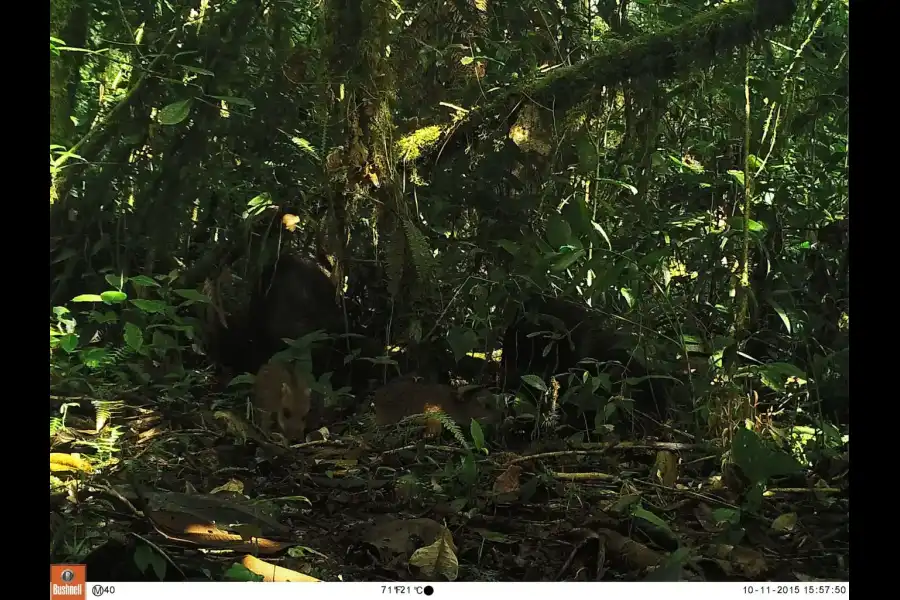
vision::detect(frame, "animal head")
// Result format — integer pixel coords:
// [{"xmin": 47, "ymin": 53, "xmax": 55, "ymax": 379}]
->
[
  {"xmin": 276, "ymin": 379, "xmax": 312, "ymax": 440},
  {"xmin": 254, "ymin": 361, "xmax": 312, "ymax": 441}
]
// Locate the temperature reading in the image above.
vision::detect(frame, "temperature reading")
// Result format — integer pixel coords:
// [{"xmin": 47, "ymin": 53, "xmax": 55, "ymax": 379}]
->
[{"xmin": 382, "ymin": 586, "xmax": 412, "ymax": 594}]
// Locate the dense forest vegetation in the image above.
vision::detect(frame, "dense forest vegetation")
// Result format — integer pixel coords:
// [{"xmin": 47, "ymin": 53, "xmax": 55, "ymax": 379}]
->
[{"xmin": 50, "ymin": 0, "xmax": 849, "ymax": 583}]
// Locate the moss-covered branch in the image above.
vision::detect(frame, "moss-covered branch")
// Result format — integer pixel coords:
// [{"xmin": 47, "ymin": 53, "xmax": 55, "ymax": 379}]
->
[{"xmin": 422, "ymin": 0, "xmax": 797, "ymax": 166}]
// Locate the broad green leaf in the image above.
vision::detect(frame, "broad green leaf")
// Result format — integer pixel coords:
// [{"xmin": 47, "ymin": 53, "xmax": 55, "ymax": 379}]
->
[
  {"xmin": 632, "ymin": 506, "xmax": 673, "ymax": 536},
  {"xmin": 174, "ymin": 289, "xmax": 210, "ymax": 303},
  {"xmin": 470, "ymin": 419, "xmax": 486, "ymax": 452},
  {"xmin": 158, "ymin": 99, "xmax": 193, "ymax": 125},
  {"xmin": 224, "ymin": 564, "xmax": 263, "ymax": 582},
  {"xmin": 131, "ymin": 299, "xmax": 168, "ymax": 314},
  {"xmin": 545, "ymin": 214, "xmax": 572, "ymax": 249},
  {"xmin": 60, "ymin": 334, "xmax": 79, "ymax": 353},
  {"xmin": 80, "ymin": 347, "xmax": 109, "ymax": 368},
  {"xmin": 72, "ymin": 294, "xmax": 103, "ymax": 303},
  {"xmin": 105, "ymin": 273, "xmax": 125, "ymax": 290},
  {"xmin": 732, "ymin": 427, "xmax": 803, "ymax": 485},
  {"xmin": 124, "ymin": 322, "xmax": 143, "ymax": 352},
  {"xmin": 521, "ymin": 374, "xmax": 548, "ymax": 393},
  {"xmin": 550, "ymin": 249, "xmax": 584, "ymax": 272},
  {"xmin": 727, "ymin": 170, "xmax": 745, "ymax": 186},
  {"xmin": 130, "ymin": 275, "xmax": 160, "ymax": 287},
  {"xmin": 766, "ymin": 297, "xmax": 791, "ymax": 333},
  {"xmin": 591, "ymin": 221, "xmax": 612, "ymax": 249},
  {"xmin": 447, "ymin": 327, "xmax": 479, "ymax": 362},
  {"xmin": 727, "ymin": 217, "xmax": 766, "ymax": 233},
  {"xmin": 711, "ymin": 507, "xmax": 741, "ymax": 524},
  {"xmin": 459, "ymin": 454, "xmax": 478, "ymax": 486}
]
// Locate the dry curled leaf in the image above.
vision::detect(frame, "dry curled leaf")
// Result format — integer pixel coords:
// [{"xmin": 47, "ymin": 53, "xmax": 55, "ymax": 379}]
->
[
  {"xmin": 654, "ymin": 450, "xmax": 678, "ymax": 487},
  {"xmin": 50, "ymin": 453, "xmax": 94, "ymax": 474},
  {"xmin": 146, "ymin": 509, "xmax": 291, "ymax": 554},
  {"xmin": 708, "ymin": 544, "xmax": 768, "ymax": 578},
  {"xmin": 241, "ymin": 555, "xmax": 320, "ymax": 582},
  {"xmin": 210, "ymin": 479, "xmax": 245, "ymax": 495},
  {"xmin": 408, "ymin": 526, "xmax": 459, "ymax": 581},
  {"xmin": 771, "ymin": 512, "xmax": 798, "ymax": 533},
  {"xmin": 493, "ymin": 464, "xmax": 522, "ymax": 495}
]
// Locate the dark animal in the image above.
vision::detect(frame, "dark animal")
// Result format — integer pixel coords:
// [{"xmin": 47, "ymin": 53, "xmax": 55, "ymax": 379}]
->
[
  {"xmin": 209, "ymin": 254, "xmax": 387, "ymax": 399},
  {"xmin": 208, "ymin": 255, "xmax": 343, "ymax": 377},
  {"xmin": 249, "ymin": 254, "xmax": 343, "ymax": 361},
  {"xmin": 501, "ymin": 296, "xmax": 669, "ymax": 423}
]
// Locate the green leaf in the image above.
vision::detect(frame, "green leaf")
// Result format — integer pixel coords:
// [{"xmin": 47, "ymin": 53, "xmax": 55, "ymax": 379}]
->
[
  {"xmin": 180, "ymin": 65, "xmax": 215, "ymax": 76},
  {"xmin": 129, "ymin": 275, "xmax": 160, "ymax": 288},
  {"xmin": 60, "ymin": 334, "xmax": 79, "ymax": 353},
  {"xmin": 81, "ymin": 347, "xmax": 110, "ymax": 369},
  {"xmin": 105, "ymin": 273, "xmax": 126, "ymax": 290},
  {"xmin": 173, "ymin": 289, "xmax": 211, "ymax": 303},
  {"xmin": 591, "ymin": 221, "xmax": 613, "ymax": 249},
  {"xmin": 72, "ymin": 294, "xmax": 103, "ymax": 303},
  {"xmin": 470, "ymin": 419, "xmax": 486, "ymax": 452},
  {"xmin": 756, "ymin": 362, "xmax": 806, "ymax": 391},
  {"xmin": 459, "ymin": 454, "xmax": 478, "ymax": 486},
  {"xmin": 93, "ymin": 310, "xmax": 119, "ymax": 324},
  {"xmin": 631, "ymin": 506, "xmax": 673, "ymax": 536},
  {"xmin": 550, "ymin": 249, "xmax": 585, "ymax": 272},
  {"xmin": 727, "ymin": 170, "xmax": 745, "ymax": 186},
  {"xmin": 133, "ymin": 544, "xmax": 168, "ymax": 580},
  {"xmin": 732, "ymin": 427, "xmax": 803, "ymax": 485},
  {"xmin": 100, "ymin": 291, "xmax": 128, "ymax": 304},
  {"xmin": 151, "ymin": 330, "xmax": 177, "ymax": 351},
  {"xmin": 224, "ymin": 564, "xmax": 264, "ymax": 582},
  {"xmin": 521, "ymin": 374, "xmax": 548, "ymax": 393},
  {"xmin": 727, "ymin": 217, "xmax": 766, "ymax": 233},
  {"xmin": 766, "ymin": 297, "xmax": 791, "ymax": 333},
  {"xmin": 447, "ymin": 327, "xmax": 479, "ymax": 362},
  {"xmin": 124, "ymin": 322, "xmax": 143, "ymax": 352},
  {"xmin": 157, "ymin": 99, "xmax": 193, "ymax": 125},
  {"xmin": 545, "ymin": 214, "xmax": 573, "ymax": 249},
  {"xmin": 460, "ymin": 56, "xmax": 474, "ymax": 65},
  {"xmin": 131, "ymin": 299, "xmax": 168, "ymax": 314},
  {"xmin": 711, "ymin": 507, "xmax": 741, "ymax": 525}
]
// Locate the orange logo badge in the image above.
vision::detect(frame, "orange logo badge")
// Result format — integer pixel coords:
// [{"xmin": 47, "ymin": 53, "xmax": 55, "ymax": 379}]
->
[{"xmin": 50, "ymin": 565, "xmax": 86, "ymax": 600}]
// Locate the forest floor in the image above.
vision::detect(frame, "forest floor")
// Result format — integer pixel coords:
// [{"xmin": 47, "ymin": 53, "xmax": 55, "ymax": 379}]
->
[{"xmin": 49, "ymin": 367, "xmax": 850, "ymax": 583}]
